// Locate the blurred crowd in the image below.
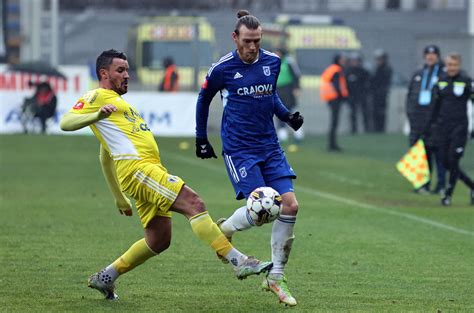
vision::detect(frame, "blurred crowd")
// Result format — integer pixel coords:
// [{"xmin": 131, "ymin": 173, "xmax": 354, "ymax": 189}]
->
[{"xmin": 276, "ymin": 48, "xmax": 393, "ymax": 152}]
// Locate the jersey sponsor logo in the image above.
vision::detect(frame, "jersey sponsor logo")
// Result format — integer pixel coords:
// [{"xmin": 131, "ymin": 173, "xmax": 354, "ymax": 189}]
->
[
  {"xmin": 73, "ymin": 101, "xmax": 84, "ymax": 110},
  {"xmin": 263, "ymin": 66, "xmax": 271, "ymax": 76},
  {"xmin": 239, "ymin": 167, "xmax": 247, "ymax": 178},
  {"xmin": 234, "ymin": 72, "xmax": 243, "ymax": 79},
  {"xmin": 131, "ymin": 122, "xmax": 151, "ymax": 133},
  {"xmin": 124, "ymin": 107, "xmax": 141, "ymax": 123},
  {"xmin": 237, "ymin": 84, "xmax": 273, "ymax": 96},
  {"xmin": 139, "ymin": 123, "xmax": 150, "ymax": 131},
  {"xmin": 201, "ymin": 79, "xmax": 208, "ymax": 89},
  {"xmin": 125, "ymin": 107, "xmax": 151, "ymax": 133}
]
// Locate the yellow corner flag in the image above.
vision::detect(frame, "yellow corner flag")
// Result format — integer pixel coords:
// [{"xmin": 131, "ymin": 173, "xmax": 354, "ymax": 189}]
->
[{"xmin": 396, "ymin": 139, "xmax": 430, "ymax": 189}]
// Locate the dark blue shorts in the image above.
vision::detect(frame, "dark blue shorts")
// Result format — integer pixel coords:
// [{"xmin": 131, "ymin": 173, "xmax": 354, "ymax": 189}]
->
[{"xmin": 223, "ymin": 148, "xmax": 296, "ymax": 200}]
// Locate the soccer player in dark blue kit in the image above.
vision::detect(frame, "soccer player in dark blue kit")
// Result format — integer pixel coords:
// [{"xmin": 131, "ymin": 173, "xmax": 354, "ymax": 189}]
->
[{"xmin": 195, "ymin": 10, "xmax": 304, "ymax": 306}]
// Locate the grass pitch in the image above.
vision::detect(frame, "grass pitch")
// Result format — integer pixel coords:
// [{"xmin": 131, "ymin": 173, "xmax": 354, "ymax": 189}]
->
[{"xmin": 0, "ymin": 134, "xmax": 473, "ymax": 312}]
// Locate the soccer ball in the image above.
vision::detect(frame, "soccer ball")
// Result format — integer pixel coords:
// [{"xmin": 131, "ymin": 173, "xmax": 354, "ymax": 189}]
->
[{"xmin": 246, "ymin": 187, "xmax": 282, "ymax": 226}]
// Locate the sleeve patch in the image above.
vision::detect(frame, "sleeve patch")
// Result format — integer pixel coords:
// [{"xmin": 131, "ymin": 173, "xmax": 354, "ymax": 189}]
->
[{"xmin": 73, "ymin": 101, "xmax": 84, "ymax": 110}]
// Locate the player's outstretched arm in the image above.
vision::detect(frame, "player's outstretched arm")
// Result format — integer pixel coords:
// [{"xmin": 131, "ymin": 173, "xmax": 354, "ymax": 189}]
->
[
  {"xmin": 99, "ymin": 145, "xmax": 133, "ymax": 216},
  {"xmin": 60, "ymin": 104, "xmax": 117, "ymax": 131}
]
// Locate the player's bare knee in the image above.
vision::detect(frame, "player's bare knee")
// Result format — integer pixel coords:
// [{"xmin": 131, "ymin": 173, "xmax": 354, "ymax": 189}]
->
[
  {"xmin": 282, "ymin": 200, "xmax": 299, "ymax": 215},
  {"xmin": 160, "ymin": 239, "xmax": 171, "ymax": 252},
  {"xmin": 147, "ymin": 238, "xmax": 171, "ymax": 254}
]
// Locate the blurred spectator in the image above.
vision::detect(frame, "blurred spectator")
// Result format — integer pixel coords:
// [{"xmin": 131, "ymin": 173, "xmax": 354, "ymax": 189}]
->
[
  {"xmin": 159, "ymin": 57, "xmax": 179, "ymax": 92},
  {"xmin": 345, "ymin": 52, "xmax": 371, "ymax": 133},
  {"xmin": 406, "ymin": 44, "xmax": 446, "ymax": 194},
  {"xmin": 320, "ymin": 53, "xmax": 349, "ymax": 152},
  {"xmin": 21, "ymin": 82, "xmax": 57, "ymax": 134},
  {"xmin": 275, "ymin": 47, "xmax": 304, "ymax": 144},
  {"xmin": 370, "ymin": 49, "xmax": 392, "ymax": 133}
]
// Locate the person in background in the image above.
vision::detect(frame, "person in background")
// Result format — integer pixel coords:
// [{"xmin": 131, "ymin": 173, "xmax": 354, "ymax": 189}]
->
[
  {"xmin": 470, "ymin": 82, "xmax": 474, "ymax": 139},
  {"xmin": 159, "ymin": 57, "xmax": 179, "ymax": 92},
  {"xmin": 345, "ymin": 52, "xmax": 371, "ymax": 133},
  {"xmin": 275, "ymin": 47, "xmax": 304, "ymax": 146},
  {"xmin": 320, "ymin": 53, "xmax": 349, "ymax": 152},
  {"xmin": 21, "ymin": 81, "xmax": 57, "ymax": 134},
  {"xmin": 425, "ymin": 53, "xmax": 474, "ymax": 206},
  {"xmin": 406, "ymin": 45, "xmax": 446, "ymax": 194},
  {"xmin": 371, "ymin": 49, "xmax": 392, "ymax": 133}
]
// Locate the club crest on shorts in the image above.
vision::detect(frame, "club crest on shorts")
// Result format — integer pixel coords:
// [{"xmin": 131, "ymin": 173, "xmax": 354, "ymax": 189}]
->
[
  {"xmin": 263, "ymin": 66, "xmax": 271, "ymax": 76},
  {"xmin": 239, "ymin": 167, "xmax": 247, "ymax": 178},
  {"xmin": 168, "ymin": 175, "xmax": 179, "ymax": 183}
]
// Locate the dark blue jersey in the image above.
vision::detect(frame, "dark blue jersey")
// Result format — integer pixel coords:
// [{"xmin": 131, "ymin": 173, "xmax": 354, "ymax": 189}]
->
[{"xmin": 196, "ymin": 49, "xmax": 290, "ymax": 154}]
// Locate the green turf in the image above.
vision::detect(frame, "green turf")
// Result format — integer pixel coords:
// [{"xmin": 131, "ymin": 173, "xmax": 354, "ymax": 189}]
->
[{"xmin": 0, "ymin": 134, "xmax": 473, "ymax": 312}]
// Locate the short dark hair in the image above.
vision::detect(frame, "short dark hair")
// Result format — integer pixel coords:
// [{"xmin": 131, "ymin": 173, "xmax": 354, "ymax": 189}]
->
[
  {"xmin": 96, "ymin": 49, "xmax": 127, "ymax": 81},
  {"xmin": 333, "ymin": 53, "xmax": 344, "ymax": 65},
  {"xmin": 234, "ymin": 10, "xmax": 261, "ymax": 35}
]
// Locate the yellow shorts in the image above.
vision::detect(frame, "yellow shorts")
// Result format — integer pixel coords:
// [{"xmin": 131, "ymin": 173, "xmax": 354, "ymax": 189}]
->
[{"xmin": 115, "ymin": 160, "xmax": 185, "ymax": 228}]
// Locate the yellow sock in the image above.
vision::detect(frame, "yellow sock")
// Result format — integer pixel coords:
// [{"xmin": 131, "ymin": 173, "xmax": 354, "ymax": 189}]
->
[
  {"xmin": 112, "ymin": 238, "xmax": 157, "ymax": 274},
  {"xmin": 189, "ymin": 211, "xmax": 233, "ymax": 257}
]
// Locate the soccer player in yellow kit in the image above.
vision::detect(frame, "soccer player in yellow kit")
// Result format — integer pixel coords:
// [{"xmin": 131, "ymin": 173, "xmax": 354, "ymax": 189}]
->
[{"xmin": 60, "ymin": 49, "xmax": 272, "ymax": 300}]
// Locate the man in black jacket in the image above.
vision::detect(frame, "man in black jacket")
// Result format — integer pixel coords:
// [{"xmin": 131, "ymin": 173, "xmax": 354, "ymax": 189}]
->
[
  {"xmin": 346, "ymin": 52, "xmax": 371, "ymax": 133},
  {"xmin": 371, "ymin": 49, "xmax": 392, "ymax": 133},
  {"xmin": 406, "ymin": 45, "xmax": 445, "ymax": 194},
  {"xmin": 426, "ymin": 53, "xmax": 474, "ymax": 206}
]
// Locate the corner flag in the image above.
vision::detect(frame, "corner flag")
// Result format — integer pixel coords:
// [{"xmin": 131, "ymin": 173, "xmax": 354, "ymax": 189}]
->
[{"xmin": 396, "ymin": 139, "xmax": 430, "ymax": 189}]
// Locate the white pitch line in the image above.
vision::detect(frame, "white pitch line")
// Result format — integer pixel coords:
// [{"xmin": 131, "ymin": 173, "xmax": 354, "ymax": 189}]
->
[
  {"xmin": 296, "ymin": 185, "xmax": 474, "ymax": 237},
  {"xmin": 165, "ymin": 151, "xmax": 474, "ymax": 237},
  {"xmin": 318, "ymin": 170, "xmax": 375, "ymax": 188}
]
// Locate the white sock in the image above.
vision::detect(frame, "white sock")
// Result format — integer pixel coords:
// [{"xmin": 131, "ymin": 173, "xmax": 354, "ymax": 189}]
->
[
  {"xmin": 224, "ymin": 248, "xmax": 248, "ymax": 267},
  {"xmin": 99, "ymin": 264, "xmax": 120, "ymax": 284},
  {"xmin": 220, "ymin": 206, "xmax": 254, "ymax": 238},
  {"xmin": 269, "ymin": 214, "xmax": 296, "ymax": 277}
]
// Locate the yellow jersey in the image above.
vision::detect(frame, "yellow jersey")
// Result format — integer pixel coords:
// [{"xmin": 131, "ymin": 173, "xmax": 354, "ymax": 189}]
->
[{"xmin": 70, "ymin": 88, "xmax": 160, "ymax": 162}]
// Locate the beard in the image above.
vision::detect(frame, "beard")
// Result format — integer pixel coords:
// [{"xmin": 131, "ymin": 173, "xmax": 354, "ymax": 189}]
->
[{"xmin": 113, "ymin": 80, "xmax": 128, "ymax": 95}]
